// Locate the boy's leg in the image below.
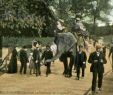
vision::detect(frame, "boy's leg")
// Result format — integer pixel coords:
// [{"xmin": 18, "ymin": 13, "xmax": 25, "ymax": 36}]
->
[
  {"xmin": 82, "ymin": 66, "xmax": 85, "ymax": 77},
  {"xmin": 98, "ymin": 72, "xmax": 103, "ymax": 90},
  {"xmin": 48, "ymin": 62, "xmax": 51, "ymax": 74},
  {"xmin": 92, "ymin": 72, "xmax": 97, "ymax": 92},
  {"xmin": 38, "ymin": 63, "xmax": 41, "ymax": 75},
  {"xmin": 34, "ymin": 63, "xmax": 38, "ymax": 76},
  {"xmin": 20, "ymin": 63, "xmax": 23, "ymax": 74},
  {"xmin": 24, "ymin": 63, "xmax": 27, "ymax": 74},
  {"xmin": 33, "ymin": 63, "xmax": 35, "ymax": 74},
  {"xmin": 46, "ymin": 63, "xmax": 49, "ymax": 76},
  {"xmin": 77, "ymin": 67, "xmax": 80, "ymax": 80}
]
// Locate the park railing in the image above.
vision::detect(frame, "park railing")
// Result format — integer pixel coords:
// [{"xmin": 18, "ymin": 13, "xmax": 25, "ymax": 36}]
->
[{"xmin": 0, "ymin": 52, "xmax": 11, "ymax": 72}]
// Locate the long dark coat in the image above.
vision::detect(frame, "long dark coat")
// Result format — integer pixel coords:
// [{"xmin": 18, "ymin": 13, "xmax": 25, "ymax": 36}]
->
[
  {"xmin": 8, "ymin": 48, "xmax": 18, "ymax": 73},
  {"xmin": 88, "ymin": 51, "xmax": 107, "ymax": 73},
  {"xmin": 20, "ymin": 49, "xmax": 28, "ymax": 64}
]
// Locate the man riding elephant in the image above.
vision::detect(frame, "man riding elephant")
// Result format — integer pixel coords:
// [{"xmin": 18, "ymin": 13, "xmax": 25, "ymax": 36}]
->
[{"xmin": 45, "ymin": 19, "xmax": 88, "ymax": 77}]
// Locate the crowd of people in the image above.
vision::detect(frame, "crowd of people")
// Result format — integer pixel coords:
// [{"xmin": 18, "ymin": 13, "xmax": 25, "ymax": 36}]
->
[{"xmin": 5, "ymin": 38, "xmax": 113, "ymax": 95}]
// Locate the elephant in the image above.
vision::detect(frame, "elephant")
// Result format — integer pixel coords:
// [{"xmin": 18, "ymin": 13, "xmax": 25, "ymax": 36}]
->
[
  {"xmin": 56, "ymin": 32, "xmax": 87, "ymax": 77},
  {"xmin": 45, "ymin": 19, "xmax": 89, "ymax": 76},
  {"xmin": 45, "ymin": 32, "xmax": 84, "ymax": 77}
]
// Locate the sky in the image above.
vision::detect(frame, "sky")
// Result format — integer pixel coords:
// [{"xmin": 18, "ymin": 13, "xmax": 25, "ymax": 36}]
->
[{"xmin": 96, "ymin": 0, "xmax": 113, "ymax": 26}]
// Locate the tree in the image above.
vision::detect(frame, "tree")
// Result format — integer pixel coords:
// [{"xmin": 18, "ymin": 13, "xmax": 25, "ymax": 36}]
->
[
  {"xmin": 0, "ymin": 0, "xmax": 112, "ymax": 36},
  {"xmin": 0, "ymin": 0, "xmax": 55, "ymax": 37},
  {"xmin": 71, "ymin": 0, "xmax": 112, "ymax": 34}
]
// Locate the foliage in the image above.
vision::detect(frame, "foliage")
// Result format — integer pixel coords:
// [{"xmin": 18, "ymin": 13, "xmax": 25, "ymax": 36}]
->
[
  {"xmin": 2, "ymin": 37, "xmax": 54, "ymax": 47},
  {"xmin": 0, "ymin": 0, "xmax": 55, "ymax": 37},
  {"xmin": 0, "ymin": 0, "xmax": 113, "ymax": 36}
]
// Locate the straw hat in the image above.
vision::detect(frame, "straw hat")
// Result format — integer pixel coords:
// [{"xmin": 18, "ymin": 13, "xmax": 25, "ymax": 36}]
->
[{"xmin": 96, "ymin": 44, "xmax": 101, "ymax": 49}]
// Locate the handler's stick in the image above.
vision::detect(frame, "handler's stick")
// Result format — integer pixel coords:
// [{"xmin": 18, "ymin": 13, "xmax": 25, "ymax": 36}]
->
[{"xmin": 109, "ymin": 57, "xmax": 113, "ymax": 71}]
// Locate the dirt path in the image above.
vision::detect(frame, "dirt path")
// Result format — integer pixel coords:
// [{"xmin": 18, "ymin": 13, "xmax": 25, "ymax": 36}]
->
[{"xmin": 101, "ymin": 71, "xmax": 113, "ymax": 95}]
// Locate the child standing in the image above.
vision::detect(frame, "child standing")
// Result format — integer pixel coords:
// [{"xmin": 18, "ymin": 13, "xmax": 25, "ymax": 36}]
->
[{"xmin": 41, "ymin": 45, "xmax": 53, "ymax": 77}]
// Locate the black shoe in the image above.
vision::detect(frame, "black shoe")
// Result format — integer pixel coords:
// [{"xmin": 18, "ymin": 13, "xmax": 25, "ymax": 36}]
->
[
  {"xmin": 68, "ymin": 74, "xmax": 72, "ymax": 78},
  {"xmin": 92, "ymin": 91, "xmax": 98, "ymax": 95},
  {"xmin": 65, "ymin": 74, "xmax": 68, "ymax": 77},
  {"xmin": 98, "ymin": 88, "xmax": 102, "ymax": 91},
  {"xmin": 82, "ymin": 75, "xmax": 84, "ymax": 77},
  {"xmin": 92, "ymin": 91, "xmax": 96, "ymax": 95},
  {"xmin": 36, "ymin": 74, "xmax": 38, "ymax": 77},
  {"xmin": 81, "ymin": 76, "xmax": 84, "ymax": 79}
]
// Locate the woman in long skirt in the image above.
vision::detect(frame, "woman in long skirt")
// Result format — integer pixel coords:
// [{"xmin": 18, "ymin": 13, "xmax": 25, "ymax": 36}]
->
[{"xmin": 8, "ymin": 47, "xmax": 18, "ymax": 73}]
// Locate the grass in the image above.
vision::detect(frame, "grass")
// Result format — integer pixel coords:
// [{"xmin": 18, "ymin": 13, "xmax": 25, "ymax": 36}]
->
[{"xmin": 2, "ymin": 35, "xmax": 113, "ymax": 47}]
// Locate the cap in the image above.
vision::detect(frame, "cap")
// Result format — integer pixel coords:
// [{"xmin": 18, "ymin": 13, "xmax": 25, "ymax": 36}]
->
[
  {"xmin": 46, "ymin": 45, "xmax": 50, "ymax": 48},
  {"xmin": 96, "ymin": 44, "xmax": 101, "ymax": 49}
]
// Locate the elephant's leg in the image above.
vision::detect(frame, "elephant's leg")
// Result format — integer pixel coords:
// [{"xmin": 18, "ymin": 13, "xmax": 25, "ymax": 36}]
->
[
  {"xmin": 68, "ymin": 54, "xmax": 74, "ymax": 77},
  {"xmin": 63, "ymin": 57, "xmax": 68, "ymax": 76}
]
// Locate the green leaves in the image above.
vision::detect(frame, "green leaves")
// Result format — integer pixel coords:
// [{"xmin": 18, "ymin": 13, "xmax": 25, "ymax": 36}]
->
[
  {"xmin": 0, "ymin": 0, "xmax": 112, "ymax": 36},
  {"xmin": 0, "ymin": 0, "xmax": 54, "ymax": 36}
]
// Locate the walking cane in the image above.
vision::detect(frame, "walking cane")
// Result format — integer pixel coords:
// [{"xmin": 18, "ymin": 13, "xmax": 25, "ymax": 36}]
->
[{"xmin": 109, "ymin": 57, "xmax": 113, "ymax": 72}]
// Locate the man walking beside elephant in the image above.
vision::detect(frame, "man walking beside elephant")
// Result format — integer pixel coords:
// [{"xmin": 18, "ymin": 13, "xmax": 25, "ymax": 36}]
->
[{"xmin": 88, "ymin": 45, "xmax": 107, "ymax": 94}]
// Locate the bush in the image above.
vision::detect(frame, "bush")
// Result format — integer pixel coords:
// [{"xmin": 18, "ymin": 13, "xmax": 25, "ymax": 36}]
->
[{"xmin": 2, "ymin": 37, "xmax": 54, "ymax": 47}]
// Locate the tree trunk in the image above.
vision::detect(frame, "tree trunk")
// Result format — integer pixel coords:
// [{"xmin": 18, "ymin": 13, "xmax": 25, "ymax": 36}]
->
[{"xmin": 93, "ymin": 15, "xmax": 96, "ymax": 34}]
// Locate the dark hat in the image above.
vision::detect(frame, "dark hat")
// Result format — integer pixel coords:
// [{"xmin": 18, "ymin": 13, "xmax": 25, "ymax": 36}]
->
[
  {"xmin": 33, "ymin": 42, "xmax": 37, "ymax": 47},
  {"xmin": 46, "ymin": 45, "xmax": 50, "ymax": 48},
  {"xmin": 96, "ymin": 44, "xmax": 101, "ymax": 49}
]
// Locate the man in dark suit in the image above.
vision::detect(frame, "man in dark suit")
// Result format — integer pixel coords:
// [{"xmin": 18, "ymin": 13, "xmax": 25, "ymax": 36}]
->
[
  {"xmin": 41, "ymin": 45, "xmax": 53, "ymax": 77},
  {"xmin": 75, "ymin": 45, "xmax": 87, "ymax": 80},
  {"xmin": 19, "ymin": 46, "xmax": 28, "ymax": 74},
  {"xmin": 88, "ymin": 45, "xmax": 107, "ymax": 94},
  {"xmin": 33, "ymin": 43, "xmax": 41, "ymax": 77}
]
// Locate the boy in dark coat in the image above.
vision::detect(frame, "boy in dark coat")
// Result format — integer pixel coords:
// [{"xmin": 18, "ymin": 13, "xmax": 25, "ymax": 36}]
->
[
  {"xmin": 75, "ymin": 45, "xmax": 87, "ymax": 80},
  {"xmin": 88, "ymin": 45, "xmax": 107, "ymax": 94},
  {"xmin": 41, "ymin": 45, "xmax": 53, "ymax": 77},
  {"xmin": 19, "ymin": 46, "xmax": 28, "ymax": 74}
]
